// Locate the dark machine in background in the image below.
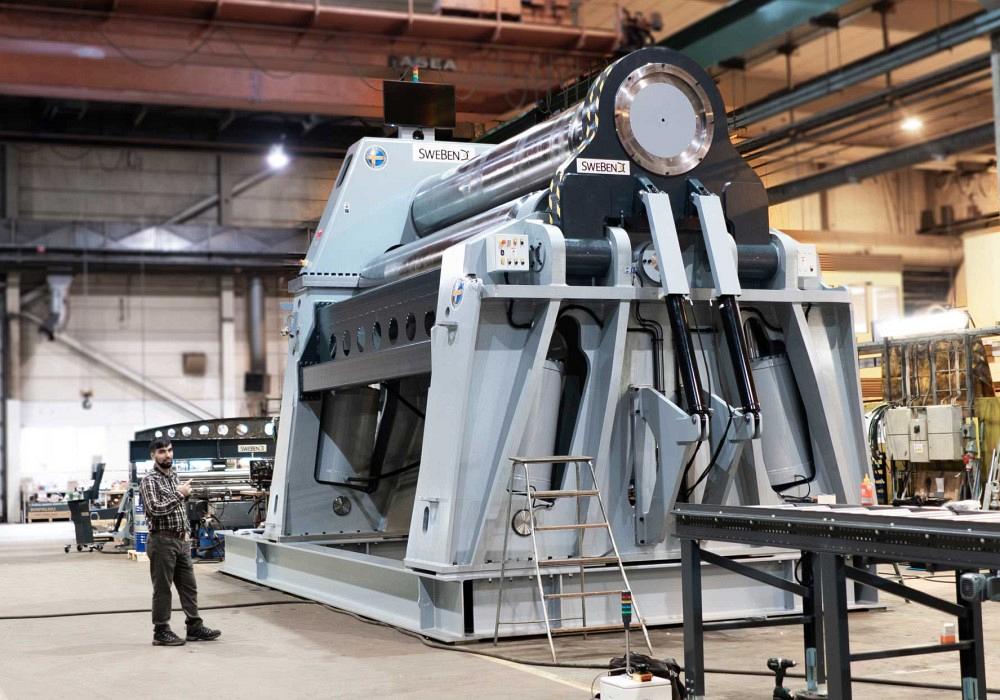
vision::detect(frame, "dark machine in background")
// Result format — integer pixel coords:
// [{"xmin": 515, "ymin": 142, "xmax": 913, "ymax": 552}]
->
[{"xmin": 129, "ymin": 417, "xmax": 277, "ymax": 559}]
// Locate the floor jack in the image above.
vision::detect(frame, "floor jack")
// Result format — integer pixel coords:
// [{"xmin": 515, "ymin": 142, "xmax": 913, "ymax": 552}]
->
[{"xmin": 598, "ymin": 592, "xmax": 674, "ymax": 699}]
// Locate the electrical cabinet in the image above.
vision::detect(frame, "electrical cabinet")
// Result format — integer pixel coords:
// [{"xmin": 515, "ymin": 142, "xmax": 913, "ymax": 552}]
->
[
  {"xmin": 885, "ymin": 405, "xmax": 965, "ymax": 462},
  {"xmin": 885, "ymin": 407, "xmax": 911, "ymax": 461},
  {"xmin": 927, "ymin": 405, "xmax": 965, "ymax": 461}
]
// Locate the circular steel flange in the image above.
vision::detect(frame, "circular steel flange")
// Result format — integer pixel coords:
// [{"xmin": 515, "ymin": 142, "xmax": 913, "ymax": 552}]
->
[
  {"xmin": 635, "ymin": 241, "xmax": 661, "ymax": 286},
  {"xmin": 614, "ymin": 63, "xmax": 714, "ymax": 176},
  {"xmin": 511, "ymin": 509, "xmax": 533, "ymax": 537},
  {"xmin": 332, "ymin": 496, "xmax": 352, "ymax": 516}
]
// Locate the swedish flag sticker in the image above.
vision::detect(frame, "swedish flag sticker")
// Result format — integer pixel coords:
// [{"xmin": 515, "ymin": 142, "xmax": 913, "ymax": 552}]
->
[
  {"xmin": 451, "ymin": 279, "xmax": 465, "ymax": 308},
  {"xmin": 364, "ymin": 145, "xmax": 388, "ymax": 170}
]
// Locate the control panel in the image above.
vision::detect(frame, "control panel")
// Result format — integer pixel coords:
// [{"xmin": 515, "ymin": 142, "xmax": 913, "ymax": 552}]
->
[{"xmin": 486, "ymin": 233, "xmax": 530, "ymax": 273}]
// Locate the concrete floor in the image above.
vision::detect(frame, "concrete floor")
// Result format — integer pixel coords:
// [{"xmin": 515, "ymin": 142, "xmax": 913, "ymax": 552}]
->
[{"xmin": 0, "ymin": 523, "xmax": 996, "ymax": 699}]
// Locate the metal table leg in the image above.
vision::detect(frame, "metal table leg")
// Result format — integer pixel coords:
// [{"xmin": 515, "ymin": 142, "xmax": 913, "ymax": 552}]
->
[
  {"xmin": 819, "ymin": 553, "xmax": 851, "ymax": 700},
  {"xmin": 682, "ymin": 538, "xmax": 705, "ymax": 700},
  {"xmin": 801, "ymin": 551, "xmax": 826, "ymax": 692},
  {"xmin": 956, "ymin": 571, "xmax": 987, "ymax": 700}
]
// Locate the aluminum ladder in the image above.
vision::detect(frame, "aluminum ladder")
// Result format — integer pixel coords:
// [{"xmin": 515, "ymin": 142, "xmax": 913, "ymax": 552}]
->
[{"xmin": 492, "ymin": 455, "xmax": 653, "ymax": 662}]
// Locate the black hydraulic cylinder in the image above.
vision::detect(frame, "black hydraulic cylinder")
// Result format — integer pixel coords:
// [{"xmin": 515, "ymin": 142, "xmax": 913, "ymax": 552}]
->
[
  {"xmin": 717, "ymin": 295, "xmax": 760, "ymax": 416},
  {"xmin": 567, "ymin": 240, "xmax": 779, "ymax": 281},
  {"xmin": 564, "ymin": 238, "xmax": 614, "ymax": 277},
  {"xmin": 666, "ymin": 294, "xmax": 707, "ymax": 416}
]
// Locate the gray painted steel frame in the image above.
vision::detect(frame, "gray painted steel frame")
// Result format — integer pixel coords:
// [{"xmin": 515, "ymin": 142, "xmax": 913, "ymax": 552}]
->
[
  {"xmin": 225, "ymin": 216, "xmax": 870, "ymax": 640},
  {"xmin": 223, "ymin": 49, "xmax": 872, "ymax": 642},
  {"xmin": 225, "ymin": 532, "xmax": 807, "ymax": 641}
]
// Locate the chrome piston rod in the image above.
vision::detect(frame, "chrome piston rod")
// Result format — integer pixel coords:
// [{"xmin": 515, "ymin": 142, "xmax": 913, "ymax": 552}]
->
[
  {"xmin": 409, "ymin": 105, "xmax": 587, "ymax": 238},
  {"xmin": 361, "ymin": 194, "xmax": 537, "ymax": 287}
]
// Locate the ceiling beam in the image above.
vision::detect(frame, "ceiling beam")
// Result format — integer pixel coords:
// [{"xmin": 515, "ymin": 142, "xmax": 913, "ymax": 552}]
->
[
  {"xmin": 0, "ymin": 0, "xmax": 618, "ymax": 52},
  {"xmin": 659, "ymin": 0, "xmax": 851, "ymax": 68},
  {"xmin": 738, "ymin": 53, "xmax": 992, "ymax": 154},
  {"xmin": 0, "ymin": 48, "xmax": 388, "ymax": 119},
  {"xmin": 0, "ymin": 218, "xmax": 305, "ymax": 272},
  {"xmin": 820, "ymin": 0, "xmax": 984, "ymax": 35},
  {"xmin": 767, "ymin": 122, "xmax": 994, "ymax": 203},
  {"xmin": 733, "ymin": 8, "xmax": 1000, "ymax": 128},
  {"xmin": 479, "ymin": 0, "xmax": 856, "ymax": 143},
  {"xmin": 0, "ymin": 8, "xmax": 594, "ymax": 123}
]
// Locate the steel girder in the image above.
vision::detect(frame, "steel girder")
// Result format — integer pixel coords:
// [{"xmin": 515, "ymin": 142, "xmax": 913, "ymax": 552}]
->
[
  {"xmin": 733, "ymin": 9, "xmax": 1000, "ymax": 129},
  {"xmin": 0, "ymin": 219, "xmax": 306, "ymax": 271},
  {"xmin": 739, "ymin": 52, "xmax": 993, "ymax": 156},
  {"xmin": 479, "ymin": 0, "xmax": 855, "ymax": 144},
  {"xmin": 766, "ymin": 122, "xmax": 994, "ymax": 203}
]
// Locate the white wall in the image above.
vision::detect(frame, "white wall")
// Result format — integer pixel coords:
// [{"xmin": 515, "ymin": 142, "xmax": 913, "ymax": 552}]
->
[
  {"xmin": 963, "ymin": 230, "xmax": 1000, "ymax": 328},
  {"xmin": 768, "ymin": 170, "xmax": 926, "ymax": 237},
  {"xmin": 5, "ymin": 142, "xmax": 333, "ymax": 509},
  {"xmin": 15, "ymin": 273, "xmax": 289, "ymax": 490},
  {"xmin": 16, "ymin": 144, "xmax": 340, "ymax": 227}
]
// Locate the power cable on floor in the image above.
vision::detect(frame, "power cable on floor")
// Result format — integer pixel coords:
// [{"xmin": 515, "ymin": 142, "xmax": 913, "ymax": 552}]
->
[
  {"xmin": 318, "ymin": 603, "xmax": 614, "ymax": 670},
  {"xmin": 313, "ymin": 603, "xmax": 1000, "ymax": 694},
  {"xmin": 0, "ymin": 599, "xmax": 311, "ymax": 621},
  {"xmin": 704, "ymin": 667, "xmax": 1000, "ymax": 695},
  {"xmin": 14, "ymin": 573, "xmax": 993, "ymax": 695}
]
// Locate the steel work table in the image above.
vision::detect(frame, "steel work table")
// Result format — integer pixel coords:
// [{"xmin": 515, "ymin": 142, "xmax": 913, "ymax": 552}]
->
[{"xmin": 674, "ymin": 503, "xmax": 1000, "ymax": 700}]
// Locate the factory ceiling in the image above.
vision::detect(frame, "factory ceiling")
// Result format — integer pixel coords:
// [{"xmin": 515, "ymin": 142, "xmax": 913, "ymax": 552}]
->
[{"xmin": 0, "ymin": 0, "xmax": 994, "ymax": 193}]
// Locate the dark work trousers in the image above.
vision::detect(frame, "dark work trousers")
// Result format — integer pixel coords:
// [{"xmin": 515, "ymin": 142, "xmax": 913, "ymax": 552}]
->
[{"xmin": 148, "ymin": 532, "xmax": 203, "ymax": 630}]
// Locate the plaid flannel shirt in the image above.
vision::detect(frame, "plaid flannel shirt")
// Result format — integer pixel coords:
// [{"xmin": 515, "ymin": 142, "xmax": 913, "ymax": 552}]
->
[{"xmin": 139, "ymin": 467, "xmax": 189, "ymax": 534}]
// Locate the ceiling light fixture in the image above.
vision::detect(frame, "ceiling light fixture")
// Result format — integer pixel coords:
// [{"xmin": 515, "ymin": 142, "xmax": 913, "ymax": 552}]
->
[
  {"xmin": 900, "ymin": 116, "xmax": 923, "ymax": 133},
  {"xmin": 266, "ymin": 144, "xmax": 290, "ymax": 170}
]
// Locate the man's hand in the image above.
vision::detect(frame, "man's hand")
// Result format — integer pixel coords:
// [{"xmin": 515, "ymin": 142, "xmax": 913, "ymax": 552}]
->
[{"xmin": 177, "ymin": 480, "xmax": 193, "ymax": 498}]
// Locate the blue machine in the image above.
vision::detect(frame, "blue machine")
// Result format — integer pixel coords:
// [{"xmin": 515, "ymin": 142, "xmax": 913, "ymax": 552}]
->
[{"xmin": 194, "ymin": 519, "xmax": 225, "ymax": 560}]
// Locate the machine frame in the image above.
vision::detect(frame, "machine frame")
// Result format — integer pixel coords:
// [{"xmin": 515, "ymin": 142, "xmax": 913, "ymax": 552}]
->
[{"xmin": 224, "ymin": 47, "xmax": 872, "ymax": 641}]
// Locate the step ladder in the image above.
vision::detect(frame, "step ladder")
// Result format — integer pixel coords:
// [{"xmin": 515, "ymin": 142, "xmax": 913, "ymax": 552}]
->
[{"xmin": 492, "ymin": 455, "xmax": 653, "ymax": 662}]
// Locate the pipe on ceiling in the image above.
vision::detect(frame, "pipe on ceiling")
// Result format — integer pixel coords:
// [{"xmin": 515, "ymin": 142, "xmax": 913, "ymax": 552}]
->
[
  {"xmin": 30, "ymin": 0, "xmax": 618, "ymax": 52},
  {"xmin": 733, "ymin": 9, "xmax": 1000, "ymax": 129},
  {"xmin": 738, "ymin": 53, "xmax": 993, "ymax": 156},
  {"xmin": 13, "ymin": 310, "xmax": 217, "ymax": 420},
  {"xmin": 766, "ymin": 122, "xmax": 995, "ymax": 204},
  {"xmin": 247, "ymin": 275, "xmax": 266, "ymax": 380}
]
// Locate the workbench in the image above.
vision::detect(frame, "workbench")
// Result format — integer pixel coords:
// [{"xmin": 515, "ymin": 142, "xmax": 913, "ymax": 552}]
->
[{"xmin": 674, "ymin": 503, "xmax": 1000, "ymax": 700}]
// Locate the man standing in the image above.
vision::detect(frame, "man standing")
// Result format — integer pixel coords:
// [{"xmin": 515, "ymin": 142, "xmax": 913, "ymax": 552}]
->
[{"xmin": 139, "ymin": 438, "xmax": 222, "ymax": 646}]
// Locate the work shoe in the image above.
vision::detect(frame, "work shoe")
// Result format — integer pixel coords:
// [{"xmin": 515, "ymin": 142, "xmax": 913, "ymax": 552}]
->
[
  {"xmin": 152, "ymin": 627, "xmax": 185, "ymax": 646},
  {"xmin": 186, "ymin": 625, "xmax": 221, "ymax": 642}
]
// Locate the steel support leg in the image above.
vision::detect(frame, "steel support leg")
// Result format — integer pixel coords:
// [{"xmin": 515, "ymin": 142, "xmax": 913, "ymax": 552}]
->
[
  {"xmin": 850, "ymin": 555, "xmax": 878, "ymax": 605},
  {"xmin": 802, "ymin": 551, "xmax": 826, "ymax": 691},
  {"xmin": 819, "ymin": 553, "xmax": 851, "ymax": 700},
  {"xmin": 956, "ymin": 572, "xmax": 987, "ymax": 700},
  {"xmin": 682, "ymin": 539, "xmax": 705, "ymax": 700}
]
